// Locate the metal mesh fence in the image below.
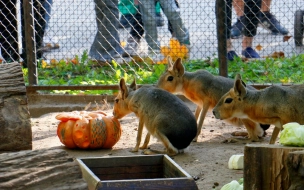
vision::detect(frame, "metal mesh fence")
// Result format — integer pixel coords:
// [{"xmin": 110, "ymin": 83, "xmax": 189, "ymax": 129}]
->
[{"xmin": 1, "ymin": 0, "xmax": 304, "ymax": 86}]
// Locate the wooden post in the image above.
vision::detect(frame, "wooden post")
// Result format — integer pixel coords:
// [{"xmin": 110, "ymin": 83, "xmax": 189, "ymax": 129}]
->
[
  {"xmin": 0, "ymin": 62, "xmax": 32, "ymax": 151},
  {"xmin": 243, "ymin": 144, "xmax": 304, "ymax": 190},
  {"xmin": 287, "ymin": 151, "xmax": 304, "ymax": 190}
]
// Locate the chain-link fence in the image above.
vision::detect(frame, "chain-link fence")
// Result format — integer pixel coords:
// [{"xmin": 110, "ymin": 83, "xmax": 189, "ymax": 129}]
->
[{"xmin": 1, "ymin": 0, "xmax": 304, "ymax": 87}]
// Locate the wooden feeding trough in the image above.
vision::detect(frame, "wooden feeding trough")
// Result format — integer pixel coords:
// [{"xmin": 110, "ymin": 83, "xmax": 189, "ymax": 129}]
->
[{"xmin": 77, "ymin": 154, "xmax": 198, "ymax": 190}]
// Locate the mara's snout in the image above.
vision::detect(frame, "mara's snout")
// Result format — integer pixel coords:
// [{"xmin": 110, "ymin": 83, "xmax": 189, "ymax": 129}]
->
[{"xmin": 212, "ymin": 109, "xmax": 221, "ymax": 120}]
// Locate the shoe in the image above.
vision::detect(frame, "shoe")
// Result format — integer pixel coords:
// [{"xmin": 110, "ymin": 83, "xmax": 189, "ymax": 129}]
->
[
  {"xmin": 241, "ymin": 47, "xmax": 260, "ymax": 59},
  {"xmin": 122, "ymin": 37, "xmax": 140, "ymax": 57},
  {"xmin": 227, "ymin": 51, "xmax": 239, "ymax": 61},
  {"xmin": 37, "ymin": 43, "xmax": 60, "ymax": 52},
  {"xmin": 148, "ymin": 49, "xmax": 165, "ymax": 62},
  {"xmin": 231, "ymin": 16, "xmax": 245, "ymax": 39},
  {"xmin": 156, "ymin": 13, "xmax": 165, "ymax": 27},
  {"xmin": 258, "ymin": 12, "xmax": 289, "ymax": 35}
]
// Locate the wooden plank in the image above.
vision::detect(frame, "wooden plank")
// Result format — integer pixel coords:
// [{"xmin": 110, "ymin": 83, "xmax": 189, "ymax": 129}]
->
[
  {"xmin": 0, "ymin": 148, "xmax": 88, "ymax": 190},
  {"xmin": 90, "ymin": 165, "xmax": 163, "ymax": 175},
  {"xmin": 163, "ymin": 155, "xmax": 190, "ymax": 178},
  {"xmin": 0, "ymin": 63, "xmax": 26, "ymax": 94},
  {"xmin": 96, "ymin": 172, "xmax": 163, "ymax": 181},
  {"xmin": 81, "ymin": 155, "xmax": 163, "ymax": 168},
  {"xmin": 97, "ymin": 178, "xmax": 198, "ymax": 190}
]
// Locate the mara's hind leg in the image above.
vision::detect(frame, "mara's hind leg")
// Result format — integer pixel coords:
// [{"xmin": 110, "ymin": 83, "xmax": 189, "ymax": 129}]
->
[{"xmin": 142, "ymin": 131, "xmax": 179, "ymax": 156}]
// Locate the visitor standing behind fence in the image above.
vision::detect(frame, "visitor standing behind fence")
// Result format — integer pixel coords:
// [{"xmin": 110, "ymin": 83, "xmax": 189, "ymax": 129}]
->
[
  {"xmin": 138, "ymin": 0, "xmax": 190, "ymax": 61},
  {"xmin": 122, "ymin": 0, "xmax": 179, "ymax": 57},
  {"xmin": 224, "ymin": 0, "xmax": 262, "ymax": 61},
  {"xmin": 89, "ymin": 0, "xmax": 125, "ymax": 64},
  {"xmin": 231, "ymin": 0, "xmax": 288, "ymax": 39},
  {"xmin": 118, "ymin": 0, "xmax": 164, "ymax": 28},
  {"xmin": 38, "ymin": 0, "xmax": 60, "ymax": 52}
]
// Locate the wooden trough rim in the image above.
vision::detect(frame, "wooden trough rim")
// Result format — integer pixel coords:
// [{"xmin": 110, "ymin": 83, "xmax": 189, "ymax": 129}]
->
[{"xmin": 76, "ymin": 154, "xmax": 195, "ymax": 190}]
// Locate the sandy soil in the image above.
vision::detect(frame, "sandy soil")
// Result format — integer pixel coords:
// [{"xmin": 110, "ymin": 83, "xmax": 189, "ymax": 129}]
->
[{"xmin": 31, "ymin": 101, "xmax": 275, "ymax": 190}]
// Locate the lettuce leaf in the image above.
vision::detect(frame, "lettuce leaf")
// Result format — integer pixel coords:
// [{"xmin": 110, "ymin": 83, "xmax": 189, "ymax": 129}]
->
[{"xmin": 279, "ymin": 122, "xmax": 304, "ymax": 146}]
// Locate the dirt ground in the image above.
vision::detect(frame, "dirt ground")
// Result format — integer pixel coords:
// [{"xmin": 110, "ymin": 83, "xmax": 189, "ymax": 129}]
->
[{"xmin": 31, "ymin": 101, "xmax": 275, "ymax": 190}]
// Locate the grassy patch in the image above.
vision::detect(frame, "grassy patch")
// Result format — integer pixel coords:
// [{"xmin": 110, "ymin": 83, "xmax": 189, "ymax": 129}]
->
[{"xmin": 23, "ymin": 51, "xmax": 304, "ymax": 95}]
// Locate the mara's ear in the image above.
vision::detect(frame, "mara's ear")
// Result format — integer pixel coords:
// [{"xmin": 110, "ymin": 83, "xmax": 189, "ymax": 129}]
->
[
  {"xmin": 234, "ymin": 78, "xmax": 247, "ymax": 98},
  {"xmin": 167, "ymin": 56, "xmax": 174, "ymax": 69},
  {"xmin": 235, "ymin": 73, "xmax": 247, "ymax": 87},
  {"xmin": 129, "ymin": 77, "xmax": 137, "ymax": 90},
  {"xmin": 173, "ymin": 58, "xmax": 184, "ymax": 77},
  {"xmin": 235, "ymin": 73, "xmax": 241, "ymax": 80},
  {"xmin": 119, "ymin": 78, "xmax": 128, "ymax": 100}
]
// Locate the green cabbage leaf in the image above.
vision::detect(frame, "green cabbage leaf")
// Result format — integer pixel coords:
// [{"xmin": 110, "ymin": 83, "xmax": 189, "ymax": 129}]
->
[{"xmin": 279, "ymin": 122, "xmax": 304, "ymax": 146}]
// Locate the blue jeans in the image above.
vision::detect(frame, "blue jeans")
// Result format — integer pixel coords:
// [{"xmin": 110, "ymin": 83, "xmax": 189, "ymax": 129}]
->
[
  {"xmin": 138, "ymin": 0, "xmax": 190, "ymax": 50},
  {"xmin": 89, "ymin": 0, "xmax": 123, "ymax": 61},
  {"xmin": 43, "ymin": 0, "xmax": 53, "ymax": 31}
]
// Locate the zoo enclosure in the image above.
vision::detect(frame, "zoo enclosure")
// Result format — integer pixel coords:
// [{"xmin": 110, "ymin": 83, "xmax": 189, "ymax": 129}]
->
[{"xmin": 1, "ymin": 0, "xmax": 304, "ymax": 89}]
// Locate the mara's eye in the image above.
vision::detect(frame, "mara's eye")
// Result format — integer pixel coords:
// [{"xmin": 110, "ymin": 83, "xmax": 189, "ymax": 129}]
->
[
  {"xmin": 224, "ymin": 98, "xmax": 233, "ymax": 104},
  {"xmin": 167, "ymin": 76, "xmax": 174, "ymax": 81},
  {"xmin": 115, "ymin": 99, "xmax": 119, "ymax": 103}
]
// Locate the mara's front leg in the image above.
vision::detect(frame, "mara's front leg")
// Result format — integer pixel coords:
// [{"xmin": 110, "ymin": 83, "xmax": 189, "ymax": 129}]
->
[{"xmin": 193, "ymin": 103, "xmax": 209, "ymax": 142}]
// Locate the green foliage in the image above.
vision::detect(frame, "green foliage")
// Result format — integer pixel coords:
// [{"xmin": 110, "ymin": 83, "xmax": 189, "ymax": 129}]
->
[{"xmin": 23, "ymin": 51, "xmax": 304, "ymax": 95}]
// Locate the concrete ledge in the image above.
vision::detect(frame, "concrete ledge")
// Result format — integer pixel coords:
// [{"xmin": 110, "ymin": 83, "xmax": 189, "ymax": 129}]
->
[{"xmin": 27, "ymin": 94, "xmax": 189, "ymax": 118}]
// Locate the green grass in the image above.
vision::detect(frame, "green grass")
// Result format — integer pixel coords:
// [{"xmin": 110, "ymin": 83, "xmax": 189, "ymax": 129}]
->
[{"xmin": 23, "ymin": 50, "xmax": 304, "ymax": 95}]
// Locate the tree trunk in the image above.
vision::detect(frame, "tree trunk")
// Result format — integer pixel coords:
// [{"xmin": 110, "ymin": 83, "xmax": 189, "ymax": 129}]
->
[
  {"xmin": 0, "ymin": 147, "xmax": 88, "ymax": 190},
  {"xmin": 0, "ymin": 62, "xmax": 32, "ymax": 151},
  {"xmin": 287, "ymin": 150, "xmax": 304, "ymax": 190},
  {"xmin": 243, "ymin": 144, "xmax": 304, "ymax": 190}
]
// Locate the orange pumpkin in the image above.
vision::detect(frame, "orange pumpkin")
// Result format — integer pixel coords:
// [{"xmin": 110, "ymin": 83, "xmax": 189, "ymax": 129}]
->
[{"xmin": 56, "ymin": 111, "xmax": 121, "ymax": 149}]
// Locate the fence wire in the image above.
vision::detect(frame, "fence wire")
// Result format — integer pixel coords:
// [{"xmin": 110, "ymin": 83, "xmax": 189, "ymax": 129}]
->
[{"xmin": 0, "ymin": 0, "xmax": 304, "ymax": 86}]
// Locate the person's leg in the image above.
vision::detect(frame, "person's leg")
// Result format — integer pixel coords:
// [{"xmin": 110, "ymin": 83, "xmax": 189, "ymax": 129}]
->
[
  {"xmin": 123, "ymin": 7, "xmax": 144, "ymax": 56},
  {"xmin": 138, "ymin": 0, "xmax": 159, "ymax": 51},
  {"xmin": 155, "ymin": 1, "xmax": 164, "ymax": 27},
  {"xmin": 225, "ymin": 0, "xmax": 239, "ymax": 61},
  {"xmin": 130, "ymin": 8, "xmax": 144, "ymax": 40},
  {"xmin": 159, "ymin": 0, "xmax": 190, "ymax": 45},
  {"xmin": 232, "ymin": 0, "xmax": 288, "ymax": 37},
  {"xmin": 233, "ymin": 0, "xmax": 244, "ymax": 17},
  {"xmin": 89, "ymin": 0, "xmax": 123, "ymax": 62},
  {"xmin": 166, "ymin": 0, "xmax": 179, "ymax": 37},
  {"xmin": 230, "ymin": 0, "xmax": 245, "ymax": 38},
  {"xmin": 241, "ymin": 0, "xmax": 261, "ymax": 58},
  {"xmin": 40, "ymin": 0, "xmax": 60, "ymax": 50},
  {"xmin": 43, "ymin": 0, "xmax": 53, "ymax": 31},
  {"xmin": 34, "ymin": 0, "xmax": 48, "ymax": 59},
  {"xmin": 0, "ymin": 0, "xmax": 19, "ymax": 62},
  {"xmin": 258, "ymin": 0, "xmax": 288, "ymax": 35}
]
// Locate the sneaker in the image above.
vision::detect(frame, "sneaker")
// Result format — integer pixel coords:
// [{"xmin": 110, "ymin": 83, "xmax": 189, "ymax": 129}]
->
[
  {"xmin": 258, "ymin": 12, "xmax": 289, "ymax": 35},
  {"xmin": 156, "ymin": 13, "xmax": 165, "ymax": 27},
  {"xmin": 122, "ymin": 37, "xmax": 140, "ymax": 57},
  {"xmin": 227, "ymin": 50, "xmax": 239, "ymax": 61},
  {"xmin": 148, "ymin": 49, "xmax": 165, "ymax": 62},
  {"xmin": 241, "ymin": 47, "xmax": 260, "ymax": 59},
  {"xmin": 231, "ymin": 16, "xmax": 245, "ymax": 39}
]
